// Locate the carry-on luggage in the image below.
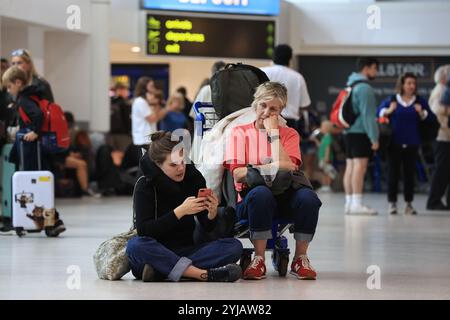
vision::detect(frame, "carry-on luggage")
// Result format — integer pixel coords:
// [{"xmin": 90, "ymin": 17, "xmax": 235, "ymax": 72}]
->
[
  {"xmin": 1, "ymin": 143, "xmax": 15, "ymax": 228},
  {"xmin": 12, "ymin": 137, "xmax": 56, "ymax": 237},
  {"xmin": 210, "ymin": 63, "xmax": 269, "ymax": 119},
  {"xmin": 12, "ymin": 171, "xmax": 55, "ymax": 236}
]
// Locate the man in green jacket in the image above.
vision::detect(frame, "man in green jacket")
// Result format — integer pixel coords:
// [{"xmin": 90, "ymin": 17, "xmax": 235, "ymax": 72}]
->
[{"xmin": 343, "ymin": 57, "xmax": 380, "ymax": 215}]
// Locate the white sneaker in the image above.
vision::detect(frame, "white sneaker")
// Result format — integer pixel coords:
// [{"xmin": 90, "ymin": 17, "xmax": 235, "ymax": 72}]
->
[
  {"xmin": 404, "ymin": 203, "xmax": 417, "ymax": 215},
  {"xmin": 347, "ymin": 204, "xmax": 378, "ymax": 216},
  {"xmin": 83, "ymin": 188, "xmax": 102, "ymax": 199},
  {"xmin": 317, "ymin": 186, "xmax": 332, "ymax": 193},
  {"xmin": 388, "ymin": 202, "xmax": 397, "ymax": 215},
  {"xmin": 345, "ymin": 203, "xmax": 351, "ymax": 214},
  {"xmin": 0, "ymin": 228, "xmax": 16, "ymax": 236}
]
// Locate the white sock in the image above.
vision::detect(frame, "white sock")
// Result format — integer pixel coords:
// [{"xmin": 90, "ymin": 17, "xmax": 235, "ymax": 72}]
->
[
  {"xmin": 352, "ymin": 194, "xmax": 362, "ymax": 207},
  {"xmin": 345, "ymin": 195, "xmax": 352, "ymax": 206}
]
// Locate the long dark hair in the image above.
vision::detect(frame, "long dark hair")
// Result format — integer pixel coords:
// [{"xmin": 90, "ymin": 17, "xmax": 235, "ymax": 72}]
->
[{"xmin": 133, "ymin": 76, "xmax": 153, "ymax": 98}]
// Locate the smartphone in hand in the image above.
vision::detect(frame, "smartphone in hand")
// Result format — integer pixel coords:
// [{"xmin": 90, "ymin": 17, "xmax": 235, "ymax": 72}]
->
[{"xmin": 197, "ymin": 188, "xmax": 212, "ymax": 198}]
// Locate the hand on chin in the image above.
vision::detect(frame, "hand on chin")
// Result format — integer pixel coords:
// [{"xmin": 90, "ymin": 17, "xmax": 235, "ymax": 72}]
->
[{"xmin": 263, "ymin": 116, "xmax": 279, "ymax": 131}]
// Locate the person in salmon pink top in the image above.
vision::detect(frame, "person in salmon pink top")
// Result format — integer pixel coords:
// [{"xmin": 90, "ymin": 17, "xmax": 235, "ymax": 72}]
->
[{"xmin": 223, "ymin": 81, "xmax": 321, "ymax": 280}]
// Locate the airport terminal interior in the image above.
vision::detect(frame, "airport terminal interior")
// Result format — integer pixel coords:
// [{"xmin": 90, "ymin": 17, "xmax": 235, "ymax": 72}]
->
[{"xmin": 1, "ymin": 0, "xmax": 450, "ymax": 301}]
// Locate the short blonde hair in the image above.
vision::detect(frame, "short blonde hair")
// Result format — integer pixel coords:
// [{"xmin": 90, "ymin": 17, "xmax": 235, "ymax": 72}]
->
[
  {"xmin": 2, "ymin": 66, "xmax": 28, "ymax": 87},
  {"xmin": 166, "ymin": 92, "xmax": 185, "ymax": 111},
  {"xmin": 251, "ymin": 81, "xmax": 288, "ymax": 110}
]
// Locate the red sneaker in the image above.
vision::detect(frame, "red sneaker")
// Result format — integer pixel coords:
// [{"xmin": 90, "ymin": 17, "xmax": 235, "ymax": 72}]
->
[
  {"xmin": 243, "ymin": 256, "xmax": 266, "ymax": 280},
  {"xmin": 290, "ymin": 255, "xmax": 317, "ymax": 280}
]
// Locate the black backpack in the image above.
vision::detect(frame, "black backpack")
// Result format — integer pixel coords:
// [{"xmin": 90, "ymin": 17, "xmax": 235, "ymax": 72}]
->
[
  {"xmin": 405, "ymin": 95, "xmax": 440, "ymax": 142},
  {"xmin": 211, "ymin": 63, "xmax": 269, "ymax": 119},
  {"xmin": 330, "ymin": 80, "xmax": 368, "ymax": 129},
  {"xmin": 419, "ymin": 110, "xmax": 440, "ymax": 142}
]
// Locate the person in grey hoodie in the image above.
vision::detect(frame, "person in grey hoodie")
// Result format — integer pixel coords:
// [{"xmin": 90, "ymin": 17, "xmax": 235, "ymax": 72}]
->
[{"xmin": 343, "ymin": 57, "xmax": 380, "ymax": 215}]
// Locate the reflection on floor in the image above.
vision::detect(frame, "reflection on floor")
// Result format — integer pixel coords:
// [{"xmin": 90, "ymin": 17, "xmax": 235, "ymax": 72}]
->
[{"xmin": 1, "ymin": 192, "xmax": 449, "ymax": 300}]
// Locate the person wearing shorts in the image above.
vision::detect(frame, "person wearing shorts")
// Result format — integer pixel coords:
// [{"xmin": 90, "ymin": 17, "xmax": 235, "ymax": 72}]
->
[
  {"xmin": 344, "ymin": 133, "xmax": 372, "ymax": 159},
  {"xmin": 343, "ymin": 57, "xmax": 380, "ymax": 215}
]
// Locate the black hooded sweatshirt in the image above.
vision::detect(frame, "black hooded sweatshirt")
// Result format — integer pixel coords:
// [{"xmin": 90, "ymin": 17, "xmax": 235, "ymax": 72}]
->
[
  {"xmin": 32, "ymin": 75, "xmax": 54, "ymax": 103},
  {"xmin": 15, "ymin": 85, "xmax": 44, "ymax": 134},
  {"xmin": 134, "ymin": 155, "xmax": 217, "ymax": 249}
]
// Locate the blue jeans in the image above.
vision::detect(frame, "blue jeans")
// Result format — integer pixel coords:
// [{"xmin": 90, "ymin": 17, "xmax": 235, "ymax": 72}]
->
[
  {"xmin": 126, "ymin": 237, "xmax": 243, "ymax": 282},
  {"xmin": 236, "ymin": 186, "xmax": 321, "ymax": 242}
]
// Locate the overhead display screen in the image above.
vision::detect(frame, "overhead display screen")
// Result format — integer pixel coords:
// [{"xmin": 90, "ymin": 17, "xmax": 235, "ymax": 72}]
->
[
  {"xmin": 141, "ymin": 0, "xmax": 280, "ymax": 16},
  {"xmin": 146, "ymin": 14, "xmax": 276, "ymax": 59}
]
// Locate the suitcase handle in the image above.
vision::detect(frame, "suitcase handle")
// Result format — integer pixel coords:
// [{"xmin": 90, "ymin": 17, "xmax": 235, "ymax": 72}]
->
[{"xmin": 18, "ymin": 135, "xmax": 42, "ymax": 171}]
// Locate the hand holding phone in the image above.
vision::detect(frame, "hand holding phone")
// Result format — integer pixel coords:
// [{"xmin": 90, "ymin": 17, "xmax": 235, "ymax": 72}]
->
[
  {"xmin": 198, "ymin": 189, "xmax": 219, "ymax": 219},
  {"xmin": 174, "ymin": 196, "xmax": 208, "ymax": 219},
  {"xmin": 197, "ymin": 188, "xmax": 212, "ymax": 198}
]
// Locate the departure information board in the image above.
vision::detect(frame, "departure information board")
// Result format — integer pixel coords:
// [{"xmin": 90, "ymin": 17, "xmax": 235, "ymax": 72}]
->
[
  {"xmin": 146, "ymin": 14, "xmax": 276, "ymax": 59},
  {"xmin": 141, "ymin": 0, "xmax": 280, "ymax": 16}
]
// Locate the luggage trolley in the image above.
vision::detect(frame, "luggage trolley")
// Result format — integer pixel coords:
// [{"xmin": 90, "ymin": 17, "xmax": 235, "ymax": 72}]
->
[
  {"xmin": 193, "ymin": 102, "xmax": 292, "ymax": 277},
  {"xmin": 193, "ymin": 102, "xmax": 219, "ymax": 144}
]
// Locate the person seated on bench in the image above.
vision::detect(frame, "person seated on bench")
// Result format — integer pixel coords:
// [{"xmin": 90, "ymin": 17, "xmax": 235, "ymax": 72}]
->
[
  {"xmin": 126, "ymin": 131, "xmax": 243, "ymax": 282},
  {"xmin": 52, "ymin": 112, "xmax": 101, "ymax": 198},
  {"xmin": 223, "ymin": 81, "xmax": 321, "ymax": 280}
]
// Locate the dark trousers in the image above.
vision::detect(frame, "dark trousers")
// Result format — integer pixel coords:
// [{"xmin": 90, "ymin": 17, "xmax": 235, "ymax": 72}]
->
[
  {"xmin": 126, "ymin": 237, "xmax": 243, "ymax": 282},
  {"xmin": 236, "ymin": 186, "xmax": 321, "ymax": 242},
  {"xmin": 427, "ymin": 141, "xmax": 450, "ymax": 207},
  {"xmin": 387, "ymin": 144, "xmax": 418, "ymax": 203}
]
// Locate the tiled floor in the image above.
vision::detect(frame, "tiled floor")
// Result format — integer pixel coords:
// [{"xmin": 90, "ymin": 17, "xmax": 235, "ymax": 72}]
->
[{"xmin": 1, "ymin": 192, "xmax": 449, "ymax": 300}]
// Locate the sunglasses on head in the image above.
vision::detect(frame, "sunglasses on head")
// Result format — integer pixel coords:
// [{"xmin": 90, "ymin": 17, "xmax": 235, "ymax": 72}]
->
[{"xmin": 11, "ymin": 49, "xmax": 29, "ymax": 57}]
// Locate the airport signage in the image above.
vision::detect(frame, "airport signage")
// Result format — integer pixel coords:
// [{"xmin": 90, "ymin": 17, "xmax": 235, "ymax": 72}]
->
[
  {"xmin": 146, "ymin": 14, "xmax": 275, "ymax": 59},
  {"xmin": 141, "ymin": 0, "xmax": 280, "ymax": 16}
]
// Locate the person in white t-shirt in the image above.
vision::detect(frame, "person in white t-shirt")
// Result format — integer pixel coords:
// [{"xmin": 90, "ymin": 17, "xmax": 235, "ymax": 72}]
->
[
  {"xmin": 131, "ymin": 77, "xmax": 164, "ymax": 147},
  {"xmin": 261, "ymin": 44, "xmax": 311, "ymax": 130},
  {"xmin": 128, "ymin": 77, "xmax": 167, "ymax": 168}
]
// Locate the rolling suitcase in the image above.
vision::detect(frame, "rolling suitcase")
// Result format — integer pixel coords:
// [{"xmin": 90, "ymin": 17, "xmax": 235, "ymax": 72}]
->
[
  {"xmin": 12, "ymin": 138, "xmax": 56, "ymax": 237},
  {"xmin": 1, "ymin": 143, "xmax": 15, "ymax": 228}
]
